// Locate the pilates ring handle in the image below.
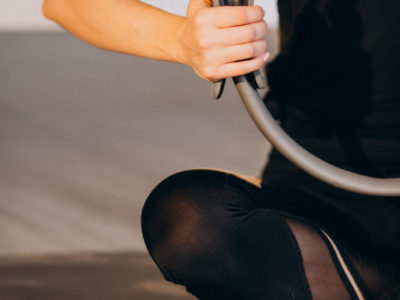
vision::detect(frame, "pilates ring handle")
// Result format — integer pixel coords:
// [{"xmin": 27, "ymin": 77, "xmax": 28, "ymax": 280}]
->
[{"xmin": 211, "ymin": 0, "xmax": 400, "ymax": 196}]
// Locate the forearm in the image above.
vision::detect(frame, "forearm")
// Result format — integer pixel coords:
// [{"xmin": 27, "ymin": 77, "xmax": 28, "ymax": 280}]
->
[
  {"xmin": 42, "ymin": 0, "xmax": 186, "ymax": 63},
  {"xmin": 43, "ymin": 0, "xmax": 268, "ymax": 81}
]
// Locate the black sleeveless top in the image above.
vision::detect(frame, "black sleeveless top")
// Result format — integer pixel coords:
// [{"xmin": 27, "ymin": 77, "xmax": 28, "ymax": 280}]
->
[{"xmin": 261, "ymin": 0, "xmax": 400, "ymax": 263}]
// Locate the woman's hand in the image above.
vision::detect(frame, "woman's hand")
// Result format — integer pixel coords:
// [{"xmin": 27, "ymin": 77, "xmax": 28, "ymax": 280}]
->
[
  {"xmin": 179, "ymin": 0, "xmax": 269, "ymax": 81},
  {"xmin": 42, "ymin": 0, "xmax": 268, "ymax": 82}
]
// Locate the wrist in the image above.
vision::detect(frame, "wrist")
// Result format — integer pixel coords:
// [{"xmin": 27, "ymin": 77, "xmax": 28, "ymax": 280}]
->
[{"xmin": 169, "ymin": 16, "xmax": 189, "ymax": 65}]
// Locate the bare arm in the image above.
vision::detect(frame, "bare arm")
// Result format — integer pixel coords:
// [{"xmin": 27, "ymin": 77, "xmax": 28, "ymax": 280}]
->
[{"xmin": 42, "ymin": 0, "xmax": 269, "ymax": 81}]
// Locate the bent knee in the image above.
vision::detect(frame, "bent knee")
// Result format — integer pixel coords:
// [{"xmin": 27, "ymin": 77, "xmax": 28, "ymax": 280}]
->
[
  {"xmin": 141, "ymin": 169, "xmax": 266, "ymax": 287},
  {"xmin": 141, "ymin": 170, "xmax": 226, "ymax": 250},
  {"xmin": 141, "ymin": 169, "xmax": 263, "ymax": 247},
  {"xmin": 141, "ymin": 170, "xmax": 223, "ymax": 280}
]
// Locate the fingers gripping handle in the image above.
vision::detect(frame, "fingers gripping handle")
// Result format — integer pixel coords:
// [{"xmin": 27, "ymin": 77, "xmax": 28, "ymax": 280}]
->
[
  {"xmin": 211, "ymin": 0, "xmax": 226, "ymax": 100},
  {"xmin": 211, "ymin": 0, "xmax": 266, "ymax": 100}
]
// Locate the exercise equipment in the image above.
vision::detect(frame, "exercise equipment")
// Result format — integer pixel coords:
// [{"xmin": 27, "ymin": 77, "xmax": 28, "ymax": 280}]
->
[{"xmin": 211, "ymin": 0, "xmax": 400, "ymax": 196}]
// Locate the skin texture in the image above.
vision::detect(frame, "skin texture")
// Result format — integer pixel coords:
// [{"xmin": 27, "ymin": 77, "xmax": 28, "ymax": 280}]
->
[{"xmin": 42, "ymin": 0, "xmax": 269, "ymax": 81}]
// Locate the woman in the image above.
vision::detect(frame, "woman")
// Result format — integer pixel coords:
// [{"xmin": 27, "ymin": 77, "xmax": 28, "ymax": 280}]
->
[{"xmin": 43, "ymin": 0, "xmax": 400, "ymax": 298}]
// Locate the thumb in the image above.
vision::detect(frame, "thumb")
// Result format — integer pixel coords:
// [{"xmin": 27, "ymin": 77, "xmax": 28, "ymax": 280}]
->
[{"xmin": 187, "ymin": 0, "xmax": 213, "ymax": 16}]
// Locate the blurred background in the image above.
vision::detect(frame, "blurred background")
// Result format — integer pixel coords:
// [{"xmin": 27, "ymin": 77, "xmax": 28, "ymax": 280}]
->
[{"xmin": 0, "ymin": 0, "xmax": 279, "ymax": 298}]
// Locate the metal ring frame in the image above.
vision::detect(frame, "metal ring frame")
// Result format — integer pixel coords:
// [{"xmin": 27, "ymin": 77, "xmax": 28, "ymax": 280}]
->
[
  {"xmin": 234, "ymin": 76, "xmax": 400, "ymax": 196},
  {"xmin": 211, "ymin": 0, "xmax": 400, "ymax": 196}
]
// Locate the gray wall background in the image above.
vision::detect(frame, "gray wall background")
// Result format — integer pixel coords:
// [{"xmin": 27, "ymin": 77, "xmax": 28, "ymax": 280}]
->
[{"xmin": 0, "ymin": 0, "xmax": 279, "ymax": 31}]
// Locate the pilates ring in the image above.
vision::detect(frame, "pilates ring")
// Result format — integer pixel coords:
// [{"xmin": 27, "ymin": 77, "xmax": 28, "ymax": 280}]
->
[{"xmin": 211, "ymin": 0, "xmax": 400, "ymax": 196}]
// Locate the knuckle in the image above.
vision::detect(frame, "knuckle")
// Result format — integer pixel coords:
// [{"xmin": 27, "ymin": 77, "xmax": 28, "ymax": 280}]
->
[
  {"xmin": 197, "ymin": 32, "xmax": 210, "ymax": 49},
  {"xmin": 246, "ymin": 43, "xmax": 257, "ymax": 57},
  {"xmin": 256, "ymin": 6, "xmax": 265, "ymax": 19},
  {"xmin": 203, "ymin": 50, "xmax": 214, "ymax": 63},
  {"xmin": 258, "ymin": 22, "xmax": 268, "ymax": 36},
  {"xmin": 202, "ymin": 65, "xmax": 214, "ymax": 80},
  {"xmin": 262, "ymin": 20, "xmax": 269, "ymax": 32},
  {"xmin": 202, "ymin": 65, "xmax": 212, "ymax": 78},
  {"xmin": 260, "ymin": 40, "xmax": 267, "ymax": 52},
  {"xmin": 234, "ymin": 9, "xmax": 248, "ymax": 24},
  {"xmin": 246, "ymin": 26, "xmax": 257, "ymax": 40},
  {"xmin": 194, "ymin": 11, "xmax": 207, "ymax": 26}
]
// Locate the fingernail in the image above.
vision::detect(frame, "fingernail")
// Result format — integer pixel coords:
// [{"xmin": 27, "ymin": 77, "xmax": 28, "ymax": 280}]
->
[{"xmin": 263, "ymin": 52, "xmax": 271, "ymax": 62}]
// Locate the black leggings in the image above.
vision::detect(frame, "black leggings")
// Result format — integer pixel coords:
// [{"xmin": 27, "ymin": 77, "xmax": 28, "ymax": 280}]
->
[{"xmin": 141, "ymin": 169, "xmax": 399, "ymax": 299}]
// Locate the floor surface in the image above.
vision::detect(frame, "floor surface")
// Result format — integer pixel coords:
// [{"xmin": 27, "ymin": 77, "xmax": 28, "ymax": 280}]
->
[{"xmin": 0, "ymin": 252, "xmax": 196, "ymax": 299}]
